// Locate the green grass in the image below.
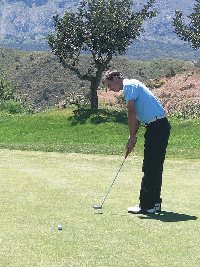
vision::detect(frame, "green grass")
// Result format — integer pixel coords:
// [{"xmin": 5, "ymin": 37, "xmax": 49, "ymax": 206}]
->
[
  {"xmin": 0, "ymin": 108, "xmax": 199, "ymax": 159},
  {"xmin": 0, "ymin": 150, "xmax": 199, "ymax": 266}
]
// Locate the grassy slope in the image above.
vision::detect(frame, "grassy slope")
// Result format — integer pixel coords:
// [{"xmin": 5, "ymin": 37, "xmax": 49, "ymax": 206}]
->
[
  {"xmin": 0, "ymin": 108, "xmax": 199, "ymax": 159},
  {"xmin": 0, "ymin": 150, "xmax": 199, "ymax": 266}
]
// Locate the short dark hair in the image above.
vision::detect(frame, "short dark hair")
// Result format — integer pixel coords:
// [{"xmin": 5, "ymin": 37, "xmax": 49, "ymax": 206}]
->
[{"xmin": 102, "ymin": 70, "xmax": 123, "ymax": 84}]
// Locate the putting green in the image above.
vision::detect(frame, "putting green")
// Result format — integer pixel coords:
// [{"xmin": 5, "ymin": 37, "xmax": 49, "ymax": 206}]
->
[{"xmin": 0, "ymin": 149, "xmax": 199, "ymax": 266}]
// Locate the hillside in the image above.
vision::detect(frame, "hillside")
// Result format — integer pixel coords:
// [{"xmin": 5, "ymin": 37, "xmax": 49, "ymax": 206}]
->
[
  {"xmin": 1, "ymin": 47, "xmax": 198, "ymax": 110},
  {"xmin": 99, "ymin": 71, "xmax": 200, "ymax": 118},
  {"xmin": 152, "ymin": 72, "xmax": 200, "ymax": 117},
  {"xmin": 0, "ymin": 47, "xmax": 87, "ymax": 110},
  {"xmin": 0, "ymin": 0, "xmax": 200, "ymax": 60}
]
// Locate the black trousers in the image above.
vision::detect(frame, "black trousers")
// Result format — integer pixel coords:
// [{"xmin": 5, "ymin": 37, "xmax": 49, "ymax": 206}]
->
[{"xmin": 139, "ymin": 117, "xmax": 171, "ymax": 209}]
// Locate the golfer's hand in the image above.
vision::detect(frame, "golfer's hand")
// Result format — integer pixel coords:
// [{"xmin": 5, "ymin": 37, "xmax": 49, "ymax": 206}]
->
[{"xmin": 125, "ymin": 136, "xmax": 137, "ymax": 158}]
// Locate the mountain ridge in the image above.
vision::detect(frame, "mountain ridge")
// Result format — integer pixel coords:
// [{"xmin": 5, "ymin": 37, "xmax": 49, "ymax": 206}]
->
[{"xmin": 0, "ymin": 0, "xmax": 200, "ymax": 60}]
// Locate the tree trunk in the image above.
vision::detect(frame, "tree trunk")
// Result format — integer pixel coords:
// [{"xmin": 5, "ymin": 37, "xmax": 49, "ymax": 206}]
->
[
  {"xmin": 90, "ymin": 69, "xmax": 103, "ymax": 110},
  {"xmin": 90, "ymin": 86, "xmax": 98, "ymax": 109}
]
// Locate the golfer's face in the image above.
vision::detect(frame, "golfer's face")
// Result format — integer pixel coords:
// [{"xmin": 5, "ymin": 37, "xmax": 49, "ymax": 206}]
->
[{"xmin": 104, "ymin": 79, "xmax": 117, "ymax": 91}]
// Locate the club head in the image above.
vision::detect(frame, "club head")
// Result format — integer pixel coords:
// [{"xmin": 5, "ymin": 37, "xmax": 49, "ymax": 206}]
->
[
  {"xmin": 93, "ymin": 205, "xmax": 103, "ymax": 214},
  {"xmin": 93, "ymin": 205, "xmax": 102, "ymax": 210}
]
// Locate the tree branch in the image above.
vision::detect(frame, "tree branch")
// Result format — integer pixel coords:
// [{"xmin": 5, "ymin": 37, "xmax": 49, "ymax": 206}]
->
[{"xmin": 61, "ymin": 58, "xmax": 92, "ymax": 81}]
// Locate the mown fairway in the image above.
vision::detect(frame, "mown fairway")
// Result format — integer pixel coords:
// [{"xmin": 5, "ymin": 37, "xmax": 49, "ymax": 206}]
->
[{"xmin": 0, "ymin": 150, "xmax": 199, "ymax": 267}]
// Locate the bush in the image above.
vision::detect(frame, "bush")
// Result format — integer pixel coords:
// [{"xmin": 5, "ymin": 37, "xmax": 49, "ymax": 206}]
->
[
  {"xmin": 167, "ymin": 100, "xmax": 200, "ymax": 119},
  {"xmin": 0, "ymin": 100, "xmax": 33, "ymax": 114},
  {"xmin": 55, "ymin": 88, "xmax": 90, "ymax": 109},
  {"xmin": 0, "ymin": 71, "xmax": 15, "ymax": 101},
  {"xmin": 145, "ymin": 79, "xmax": 165, "ymax": 89}
]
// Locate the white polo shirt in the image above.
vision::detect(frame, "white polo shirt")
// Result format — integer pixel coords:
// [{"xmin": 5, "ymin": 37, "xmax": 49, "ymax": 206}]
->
[{"xmin": 123, "ymin": 79, "xmax": 166, "ymax": 124}]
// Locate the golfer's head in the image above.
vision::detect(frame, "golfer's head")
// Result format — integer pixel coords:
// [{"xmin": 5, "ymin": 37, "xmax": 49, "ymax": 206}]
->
[{"xmin": 102, "ymin": 70, "xmax": 123, "ymax": 92}]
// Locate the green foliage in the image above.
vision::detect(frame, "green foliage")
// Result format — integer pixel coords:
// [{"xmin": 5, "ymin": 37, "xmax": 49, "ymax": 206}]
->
[
  {"xmin": 111, "ymin": 57, "xmax": 190, "ymax": 81},
  {"xmin": 47, "ymin": 0, "xmax": 157, "ymax": 109},
  {"xmin": 0, "ymin": 47, "xmax": 196, "ymax": 112},
  {"xmin": 47, "ymin": 0, "xmax": 157, "ymax": 59},
  {"xmin": 78, "ymin": 0, "xmax": 156, "ymax": 55},
  {"xmin": 145, "ymin": 79, "xmax": 165, "ymax": 89},
  {"xmin": 0, "ymin": 71, "xmax": 15, "ymax": 101},
  {"xmin": 64, "ymin": 89, "xmax": 90, "ymax": 108},
  {"xmin": 173, "ymin": 0, "xmax": 200, "ymax": 49},
  {"xmin": 0, "ymin": 100, "xmax": 23, "ymax": 114},
  {"xmin": 0, "ymin": 100, "xmax": 33, "ymax": 114},
  {"xmin": 116, "ymin": 94, "xmax": 126, "ymax": 110},
  {"xmin": 169, "ymin": 100, "xmax": 200, "ymax": 119},
  {"xmin": 165, "ymin": 66, "xmax": 176, "ymax": 77},
  {"xmin": 0, "ymin": 70, "xmax": 33, "ymax": 114}
]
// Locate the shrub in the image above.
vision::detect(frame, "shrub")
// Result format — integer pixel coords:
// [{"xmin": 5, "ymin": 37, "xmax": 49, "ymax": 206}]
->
[
  {"xmin": 55, "ymin": 88, "xmax": 90, "ymax": 109},
  {"xmin": 0, "ymin": 100, "xmax": 33, "ymax": 114},
  {"xmin": 116, "ymin": 94, "xmax": 126, "ymax": 110},
  {"xmin": 168, "ymin": 100, "xmax": 200, "ymax": 119},
  {"xmin": 165, "ymin": 66, "xmax": 176, "ymax": 77},
  {"xmin": 0, "ymin": 71, "xmax": 15, "ymax": 101},
  {"xmin": 145, "ymin": 79, "xmax": 165, "ymax": 89}
]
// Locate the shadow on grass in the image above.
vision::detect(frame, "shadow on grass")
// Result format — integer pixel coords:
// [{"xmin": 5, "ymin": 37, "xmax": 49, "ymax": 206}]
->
[
  {"xmin": 138, "ymin": 211, "xmax": 198, "ymax": 222},
  {"xmin": 68, "ymin": 108, "xmax": 128, "ymax": 125}
]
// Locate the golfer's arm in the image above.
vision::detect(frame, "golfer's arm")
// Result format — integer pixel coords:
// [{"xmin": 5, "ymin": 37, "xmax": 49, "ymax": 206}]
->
[{"xmin": 127, "ymin": 100, "xmax": 140, "ymax": 138}]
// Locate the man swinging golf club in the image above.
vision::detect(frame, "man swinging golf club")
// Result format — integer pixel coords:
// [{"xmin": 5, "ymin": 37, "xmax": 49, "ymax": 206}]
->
[{"xmin": 102, "ymin": 70, "xmax": 171, "ymax": 214}]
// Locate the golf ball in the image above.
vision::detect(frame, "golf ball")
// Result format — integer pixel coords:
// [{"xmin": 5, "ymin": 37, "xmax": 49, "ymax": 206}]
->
[{"xmin": 57, "ymin": 224, "xmax": 62, "ymax": 231}]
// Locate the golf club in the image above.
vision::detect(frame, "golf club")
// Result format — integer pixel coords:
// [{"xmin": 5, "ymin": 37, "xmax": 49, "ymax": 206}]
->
[{"xmin": 93, "ymin": 157, "xmax": 126, "ymax": 210}]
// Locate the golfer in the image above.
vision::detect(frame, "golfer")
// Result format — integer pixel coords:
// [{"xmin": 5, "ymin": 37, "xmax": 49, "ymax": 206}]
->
[{"xmin": 102, "ymin": 70, "xmax": 171, "ymax": 214}]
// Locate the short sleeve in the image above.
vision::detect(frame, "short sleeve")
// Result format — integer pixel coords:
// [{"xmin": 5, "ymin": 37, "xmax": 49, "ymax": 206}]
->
[{"xmin": 123, "ymin": 84, "xmax": 138, "ymax": 103}]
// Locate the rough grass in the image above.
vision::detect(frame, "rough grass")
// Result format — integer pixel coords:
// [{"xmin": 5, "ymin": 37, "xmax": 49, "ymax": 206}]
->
[
  {"xmin": 0, "ymin": 108, "xmax": 199, "ymax": 159},
  {"xmin": 0, "ymin": 150, "xmax": 199, "ymax": 266}
]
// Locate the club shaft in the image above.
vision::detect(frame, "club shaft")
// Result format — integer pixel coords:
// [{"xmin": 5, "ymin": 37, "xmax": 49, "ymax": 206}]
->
[{"xmin": 100, "ymin": 158, "xmax": 126, "ymax": 207}]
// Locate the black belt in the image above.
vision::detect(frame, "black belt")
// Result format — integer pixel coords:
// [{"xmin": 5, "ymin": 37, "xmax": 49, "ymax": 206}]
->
[{"xmin": 144, "ymin": 115, "xmax": 166, "ymax": 126}]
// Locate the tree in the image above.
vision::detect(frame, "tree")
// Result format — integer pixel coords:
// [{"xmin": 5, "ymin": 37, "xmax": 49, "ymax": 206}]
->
[
  {"xmin": 47, "ymin": 0, "xmax": 157, "ymax": 109},
  {"xmin": 173, "ymin": 0, "xmax": 200, "ymax": 49}
]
